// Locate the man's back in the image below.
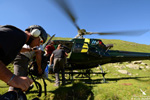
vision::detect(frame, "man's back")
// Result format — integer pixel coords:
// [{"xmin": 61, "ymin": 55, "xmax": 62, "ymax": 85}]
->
[{"xmin": 53, "ymin": 49, "xmax": 65, "ymax": 58}]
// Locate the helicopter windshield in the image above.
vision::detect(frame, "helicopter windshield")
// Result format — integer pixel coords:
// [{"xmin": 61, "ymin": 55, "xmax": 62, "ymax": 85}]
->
[
  {"xmin": 72, "ymin": 39, "xmax": 106, "ymax": 53},
  {"xmin": 90, "ymin": 39, "xmax": 105, "ymax": 47},
  {"xmin": 87, "ymin": 39, "xmax": 107, "ymax": 57}
]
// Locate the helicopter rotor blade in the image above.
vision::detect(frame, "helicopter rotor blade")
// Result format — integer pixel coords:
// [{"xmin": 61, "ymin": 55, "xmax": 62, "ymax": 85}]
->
[
  {"xmin": 53, "ymin": 0, "xmax": 80, "ymax": 30},
  {"xmin": 52, "ymin": 0, "xmax": 149, "ymax": 38},
  {"xmin": 86, "ymin": 29, "xmax": 149, "ymax": 36}
]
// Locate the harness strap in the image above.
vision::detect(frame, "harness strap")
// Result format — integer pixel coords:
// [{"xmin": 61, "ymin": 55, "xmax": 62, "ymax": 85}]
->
[
  {"xmin": 42, "ymin": 78, "xmax": 47, "ymax": 96},
  {"xmin": 29, "ymin": 63, "xmax": 42, "ymax": 97},
  {"xmin": 30, "ymin": 73, "xmax": 42, "ymax": 97}
]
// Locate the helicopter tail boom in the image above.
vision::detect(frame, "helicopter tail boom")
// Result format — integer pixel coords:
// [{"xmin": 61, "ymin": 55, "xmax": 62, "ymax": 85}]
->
[{"xmin": 108, "ymin": 50, "xmax": 150, "ymax": 63}]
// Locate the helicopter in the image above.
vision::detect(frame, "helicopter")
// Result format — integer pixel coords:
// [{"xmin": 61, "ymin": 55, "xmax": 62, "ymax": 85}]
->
[
  {"xmin": 41, "ymin": 0, "xmax": 150, "ymax": 83},
  {"xmin": 50, "ymin": 0, "xmax": 150, "ymax": 71},
  {"xmin": 52, "ymin": 37, "xmax": 150, "ymax": 70}
]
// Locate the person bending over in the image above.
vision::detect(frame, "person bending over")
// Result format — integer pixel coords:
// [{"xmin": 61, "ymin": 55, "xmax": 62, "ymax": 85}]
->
[{"xmin": 0, "ymin": 25, "xmax": 47, "ymax": 91}]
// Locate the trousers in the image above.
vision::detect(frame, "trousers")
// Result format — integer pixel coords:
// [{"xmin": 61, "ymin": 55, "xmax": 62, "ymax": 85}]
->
[
  {"xmin": 53, "ymin": 58, "xmax": 65, "ymax": 85},
  {"xmin": 9, "ymin": 54, "xmax": 30, "ymax": 91}
]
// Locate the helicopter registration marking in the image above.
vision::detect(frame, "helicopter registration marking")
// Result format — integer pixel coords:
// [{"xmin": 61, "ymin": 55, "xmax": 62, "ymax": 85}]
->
[{"xmin": 81, "ymin": 39, "xmax": 90, "ymax": 53}]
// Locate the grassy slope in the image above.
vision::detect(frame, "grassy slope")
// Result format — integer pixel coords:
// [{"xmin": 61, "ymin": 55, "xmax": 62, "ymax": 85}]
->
[
  {"xmin": 102, "ymin": 39, "xmax": 150, "ymax": 52},
  {"xmin": 0, "ymin": 37, "xmax": 150, "ymax": 100}
]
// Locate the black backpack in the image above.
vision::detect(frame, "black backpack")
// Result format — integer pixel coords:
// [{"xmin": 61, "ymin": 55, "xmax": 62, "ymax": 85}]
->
[{"xmin": 29, "ymin": 52, "xmax": 48, "ymax": 77}]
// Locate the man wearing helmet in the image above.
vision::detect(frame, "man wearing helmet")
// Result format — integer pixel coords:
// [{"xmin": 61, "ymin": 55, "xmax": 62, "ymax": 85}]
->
[{"xmin": 0, "ymin": 25, "xmax": 47, "ymax": 92}]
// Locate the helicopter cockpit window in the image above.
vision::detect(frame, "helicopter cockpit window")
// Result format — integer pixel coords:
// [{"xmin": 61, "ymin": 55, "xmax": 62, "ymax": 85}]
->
[
  {"xmin": 99, "ymin": 40, "xmax": 105, "ymax": 46},
  {"xmin": 97, "ymin": 41, "xmax": 107, "ymax": 50},
  {"xmin": 91, "ymin": 40, "xmax": 106, "ymax": 50},
  {"xmin": 72, "ymin": 43, "xmax": 83, "ymax": 52}
]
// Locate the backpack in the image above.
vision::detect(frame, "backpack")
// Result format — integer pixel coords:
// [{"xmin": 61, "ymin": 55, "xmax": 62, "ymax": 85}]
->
[{"xmin": 29, "ymin": 52, "xmax": 48, "ymax": 77}]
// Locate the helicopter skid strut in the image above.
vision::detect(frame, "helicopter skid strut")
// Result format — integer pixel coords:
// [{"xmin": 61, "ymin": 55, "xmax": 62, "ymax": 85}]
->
[
  {"xmin": 99, "ymin": 65, "xmax": 106, "ymax": 83},
  {"xmin": 65, "ymin": 65, "xmax": 107, "ymax": 83}
]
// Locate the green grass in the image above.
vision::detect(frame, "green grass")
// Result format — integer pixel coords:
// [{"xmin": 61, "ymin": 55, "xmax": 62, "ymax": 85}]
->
[
  {"xmin": 1, "ymin": 63, "xmax": 149, "ymax": 100},
  {"xmin": 93, "ymin": 78, "xmax": 150, "ymax": 100},
  {"xmin": 101, "ymin": 39, "xmax": 150, "ymax": 52},
  {"xmin": 0, "ymin": 38, "xmax": 150, "ymax": 100}
]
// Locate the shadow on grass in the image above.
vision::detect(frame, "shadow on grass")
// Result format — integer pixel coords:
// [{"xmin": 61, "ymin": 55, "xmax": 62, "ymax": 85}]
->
[
  {"xmin": 105, "ymin": 76, "xmax": 150, "ymax": 82},
  {"xmin": 27, "ymin": 76, "xmax": 150, "ymax": 99},
  {"xmin": 0, "ymin": 86, "xmax": 8, "ymax": 88},
  {"xmin": 51, "ymin": 82, "xmax": 94, "ymax": 100},
  {"xmin": 27, "ymin": 82, "xmax": 94, "ymax": 100},
  {"xmin": 64, "ymin": 76, "xmax": 150, "ymax": 84}
]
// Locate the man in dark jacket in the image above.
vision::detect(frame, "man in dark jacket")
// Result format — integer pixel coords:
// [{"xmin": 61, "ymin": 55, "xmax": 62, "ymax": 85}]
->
[
  {"xmin": 50, "ymin": 44, "xmax": 68, "ymax": 86},
  {"xmin": 0, "ymin": 25, "xmax": 47, "ymax": 91}
]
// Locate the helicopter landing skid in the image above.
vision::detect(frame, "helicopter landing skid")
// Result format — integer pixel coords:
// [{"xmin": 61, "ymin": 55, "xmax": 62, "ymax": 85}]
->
[
  {"xmin": 65, "ymin": 65, "xmax": 107, "ymax": 83},
  {"xmin": 99, "ymin": 65, "xmax": 106, "ymax": 83}
]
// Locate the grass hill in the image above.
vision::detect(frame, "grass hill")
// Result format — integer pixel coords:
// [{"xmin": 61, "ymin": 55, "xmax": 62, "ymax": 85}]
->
[
  {"xmin": 0, "ymin": 37, "xmax": 150, "ymax": 100},
  {"xmin": 102, "ymin": 39, "xmax": 150, "ymax": 52}
]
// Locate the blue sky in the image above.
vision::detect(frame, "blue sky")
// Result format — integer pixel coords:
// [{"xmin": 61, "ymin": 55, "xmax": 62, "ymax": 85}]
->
[{"xmin": 1, "ymin": 0, "xmax": 150, "ymax": 45}]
